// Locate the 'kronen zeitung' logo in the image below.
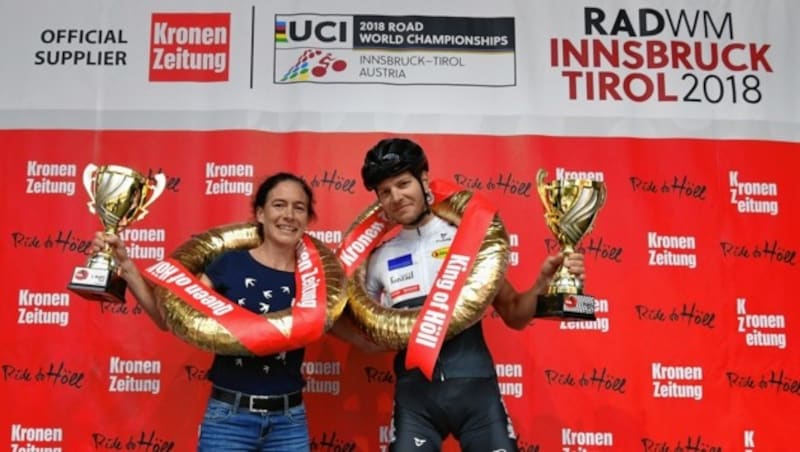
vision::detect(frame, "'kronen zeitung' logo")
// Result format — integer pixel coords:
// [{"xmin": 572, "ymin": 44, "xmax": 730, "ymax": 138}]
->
[
  {"xmin": 651, "ymin": 362, "xmax": 703, "ymax": 400},
  {"xmin": 149, "ymin": 13, "xmax": 230, "ymax": 82},
  {"xmin": 205, "ymin": 162, "xmax": 254, "ymax": 196},
  {"xmin": 736, "ymin": 297, "xmax": 787, "ymax": 349},
  {"xmin": 108, "ymin": 357, "xmax": 161, "ymax": 394},
  {"xmin": 729, "ymin": 171, "xmax": 779, "ymax": 216},
  {"xmin": 26, "ymin": 161, "xmax": 77, "ymax": 196},
  {"xmin": 301, "ymin": 361, "xmax": 341, "ymax": 395},
  {"xmin": 647, "ymin": 232, "xmax": 697, "ymax": 269},
  {"xmin": 18, "ymin": 290, "xmax": 70, "ymax": 327}
]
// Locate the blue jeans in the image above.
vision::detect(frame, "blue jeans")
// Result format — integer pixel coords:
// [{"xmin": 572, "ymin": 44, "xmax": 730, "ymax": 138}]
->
[{"xmin": 197, "ymin": 397, "xmax": 309, "ymax": 451}]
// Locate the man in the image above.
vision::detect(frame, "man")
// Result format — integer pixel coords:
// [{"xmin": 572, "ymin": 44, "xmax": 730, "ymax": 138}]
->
[{"xmin": 359, "ymin": 138, "xmax": 585, "ymax": 451}]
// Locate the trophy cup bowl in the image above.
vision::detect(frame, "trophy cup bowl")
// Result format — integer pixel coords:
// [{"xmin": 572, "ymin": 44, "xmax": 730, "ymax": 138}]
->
[
  {"xmin": 68, "ymin": 164, "xmax": 166, "ymax": 302},
  {"xmin": 534, "ymin": 169, "xmax": 606, "ymax": 320}
]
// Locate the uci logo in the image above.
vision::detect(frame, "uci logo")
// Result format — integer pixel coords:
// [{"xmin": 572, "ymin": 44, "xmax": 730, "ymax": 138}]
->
[{"xmin": 280, "ymin": 18, "xmax": 348, "ymax": 44}]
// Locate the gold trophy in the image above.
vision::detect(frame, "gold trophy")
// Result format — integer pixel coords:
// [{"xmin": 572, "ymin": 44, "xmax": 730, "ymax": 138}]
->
[
  {"xmin": 535, "ymin": 169, "xmax": 606, "ymax": 320},
  {"xmin": 68, "ymin": 164, "xmax": 166, "ymax": 302}
]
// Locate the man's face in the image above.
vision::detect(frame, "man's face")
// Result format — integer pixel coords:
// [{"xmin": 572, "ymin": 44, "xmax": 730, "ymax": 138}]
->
[{"xmin": 375, "ymin": 171, "xmax": 428, "ymax": 225}]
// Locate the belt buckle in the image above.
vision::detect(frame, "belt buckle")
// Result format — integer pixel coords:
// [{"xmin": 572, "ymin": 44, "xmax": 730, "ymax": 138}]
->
[{"xmin": 248, "ymin": 395, "xmax": 272, "ymax": 413}]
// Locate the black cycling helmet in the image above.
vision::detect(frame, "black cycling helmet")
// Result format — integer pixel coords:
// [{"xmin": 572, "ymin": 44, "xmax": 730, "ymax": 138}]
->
[{"xmin": 361, "ymin": 138, "xmax": 429, "ymax": 191}]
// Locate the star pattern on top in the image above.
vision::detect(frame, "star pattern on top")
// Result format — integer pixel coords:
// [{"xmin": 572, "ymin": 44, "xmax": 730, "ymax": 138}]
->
[{"xmin": 225, "ymin": 271, "xmax": 295, "ymax": 372}]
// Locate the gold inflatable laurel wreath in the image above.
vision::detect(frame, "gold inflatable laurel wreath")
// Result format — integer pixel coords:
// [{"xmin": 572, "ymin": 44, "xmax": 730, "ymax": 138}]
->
[
  {"xmin": 344, "ymin": 190, "xmax": 510, "ymax": 349},
  {"xmin": 154, "ymin": 222, "xmax": 346, "ymax": 355}
]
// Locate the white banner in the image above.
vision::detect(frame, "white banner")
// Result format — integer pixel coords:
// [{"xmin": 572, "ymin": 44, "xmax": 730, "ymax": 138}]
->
[{"xmin": 0, "ymin": 0, "xmax": 797, "ymax": 139}]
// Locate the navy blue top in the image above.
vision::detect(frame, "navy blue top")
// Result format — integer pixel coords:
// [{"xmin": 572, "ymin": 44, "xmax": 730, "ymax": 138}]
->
[{"xmin": 204, "ymin": 250, "xmax": 305, "ymax": 395}]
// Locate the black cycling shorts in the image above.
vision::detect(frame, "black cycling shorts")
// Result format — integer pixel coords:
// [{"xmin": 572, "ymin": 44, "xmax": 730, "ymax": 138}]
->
[{"xmin": 388, "ymin": 377, "xmax": 518, "ymax": 452}]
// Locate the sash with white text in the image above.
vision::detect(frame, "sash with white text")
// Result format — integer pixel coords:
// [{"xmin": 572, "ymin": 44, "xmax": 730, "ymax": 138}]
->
[
  {"xmin": 405, "ymin": 180, "xmax": 496, "ymax": 380},
  {"xmin": 141, "ymin": 234, "xmax": 327, "ymax": 355},
  {"xmin": 337, "ymin": 207, "xmax": 394, "ymax": 277}
]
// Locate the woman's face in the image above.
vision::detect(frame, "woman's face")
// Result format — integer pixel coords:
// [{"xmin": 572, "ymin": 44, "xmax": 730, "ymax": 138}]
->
[{"xmin": 256, "ymin": 180, "xmax": 310, "ymax": 247}]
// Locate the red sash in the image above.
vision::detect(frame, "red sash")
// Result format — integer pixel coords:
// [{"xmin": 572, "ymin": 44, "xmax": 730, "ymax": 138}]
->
[
  {"xmin": 336, "ymin": 180, "xmax": 496, "ymax": 380},
  {"xmin": 142, "ymin": 234, "xmax": 327, "ymax": 355},
  {"xmin": 405, "ymin": 180, "xmax": 496, "ymax": 380},
  {"xmin": 337, "ymin": 208, "xmax": 393, "ymax": 277}
]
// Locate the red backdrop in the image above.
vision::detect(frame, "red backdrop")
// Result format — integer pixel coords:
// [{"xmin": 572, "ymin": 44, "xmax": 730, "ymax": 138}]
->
[{"xmin": 1, "ymin": 130, "xmax": 797, "ymax": 451}]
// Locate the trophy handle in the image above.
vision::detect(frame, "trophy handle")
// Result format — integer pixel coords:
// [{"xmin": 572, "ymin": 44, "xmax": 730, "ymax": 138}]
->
[
  {"xmin": 535, "ymin": 169, "xmax": 550, "ymax": 209},
  {"xmin": 562, "ymin": 181, "xmax": 607, "ymax": 240},
  {"xmin": 136, "ymin": 173, "xmax": 167, "ymax": 220},
  {"xmin": 83, "ymin": 163, "xmax": 98, "ymax": 215},
  {"xmin": 587, "ymin": 183, "xmax": 608, "ymax": 234}
]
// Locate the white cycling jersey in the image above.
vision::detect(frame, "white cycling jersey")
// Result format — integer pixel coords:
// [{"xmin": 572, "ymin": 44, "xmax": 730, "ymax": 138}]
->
[
  {"xmin": 366, "ymin": 215, "xmax": 455, "ymax": 308},
  {"xmin": 364, "ymin": 215, "xmax": 496, "ymax": 381}
]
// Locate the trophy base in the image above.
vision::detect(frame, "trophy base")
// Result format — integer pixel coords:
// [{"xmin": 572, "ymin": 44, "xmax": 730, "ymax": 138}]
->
[
  {"xmin": 535, "ymin": 293, "xmax": 596, "ymax": 320},
  {"xmin": 67, "ymin": 267, "xmax": 127, "ymax": 303}
]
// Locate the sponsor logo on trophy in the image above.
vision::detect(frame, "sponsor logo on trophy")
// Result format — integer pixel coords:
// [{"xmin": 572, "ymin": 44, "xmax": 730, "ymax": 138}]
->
[
  {"xmin": 535, "ymin": 169, "xmax": 606, "ymax": 320},
  {"xmin": 68, "ymin": 164, "xmax": 166, "ymax": 302}
]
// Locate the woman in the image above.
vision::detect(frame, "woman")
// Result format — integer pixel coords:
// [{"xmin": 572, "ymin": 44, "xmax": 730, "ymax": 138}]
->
[{"xmin": 93, "ymin": 172, "xmax": 324, "ymax": 451}]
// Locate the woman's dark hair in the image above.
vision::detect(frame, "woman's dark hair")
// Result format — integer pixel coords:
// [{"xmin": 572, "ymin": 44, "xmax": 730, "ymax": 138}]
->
[
  {"xmin": 361, "ymin": 138, "xmax": 428, "ymax": 191},
  {"xmin": 252, "ymin": 172, "xmax": 316, "ymax": 239}
]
